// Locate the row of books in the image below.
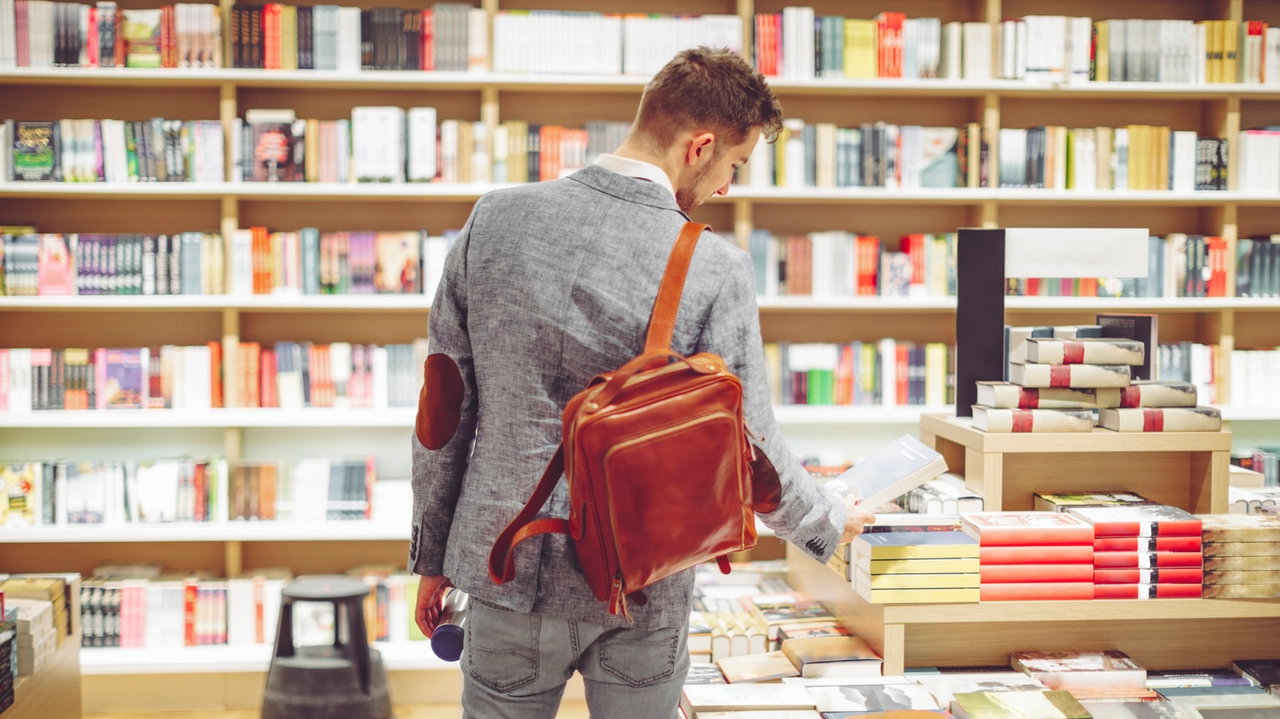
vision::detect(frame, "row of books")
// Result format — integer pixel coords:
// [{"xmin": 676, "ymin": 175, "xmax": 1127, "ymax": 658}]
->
[
  {"xmin": 995, "ymin": 126, "xmax": 1225, "ymax": 192},
  {"xmin": 680, "ymin": 646, "xmax": 1280, "ymax": 717},
  {"xmin": 0, "ymin": 341, "xmax": 427, "ymax": 413},
  {"xmin": 753, "ymin": 11, "xmax": 990, "ymax": 82},
  {"xmin": 1229, "ymin": 350, "xmax": 1280, "ymax": 409},
  {"xmin": 1006, "ymin": 234, "xmax": 1231, "ymax": 299},
  {"xmin": 1002, "ymin": 17, "xmax": 1280, "ymax": 85},
  {"xmin": 229, "ymin": 3, "xmax": 478, "ymax": 72},
  {"xmin": 1233, "ymin": 449, "xmax": 1280, "ymax": 488},
  {"xmin": 0, "ymin": 1, "xmax": 223, "ymax": 69},
  {"xmin": 1, "ymin": 118, "xmax": 224, "ymax": 183},
  {"xmin": 749, "ymin": 232, "xmax": 956, "ymax": 299},
  {"xmin": 762, "ymin": 341, "xmax": 954, "ymax": 408},
  {"xmin": 0, "ymin": 229, "xmax": 459, "ymax": 297},
  {"xmin": 0, "ymin": 456, "xmax": 375, "ymax": 527},
  {"xmin": 2, "ymin": 232, "xmax": 225, "ymax": 296},
  {"xmin": 1237, "ymin": 129, "xmax": 1280, "ymax": 192},
  {"xmin": 744, "ymin": 120, "xmax": 985, "ymax": 191},
  {"xmin": 492, "ymin": 11, "xmax": 742, "ymax": 77}
]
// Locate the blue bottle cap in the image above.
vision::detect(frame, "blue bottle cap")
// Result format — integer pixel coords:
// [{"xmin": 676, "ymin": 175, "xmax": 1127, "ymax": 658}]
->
[{"xmin": 431, "ymin": 624, "xmax": 464, "ymax": 662}]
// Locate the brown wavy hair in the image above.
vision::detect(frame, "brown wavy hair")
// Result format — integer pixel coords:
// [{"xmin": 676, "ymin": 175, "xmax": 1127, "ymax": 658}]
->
[{"xmin": 632, "ymin": 46, "xmax": 785, "ymax": 150}]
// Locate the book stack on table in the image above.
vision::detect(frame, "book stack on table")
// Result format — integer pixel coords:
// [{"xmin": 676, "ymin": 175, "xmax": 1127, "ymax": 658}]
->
[
  {"xmin": 1200, "ymin": 514, "xmax": 1280, "ymax": 599},
  {"xmin": 1066, "ymin": 505, "xmax": 1204, "ymax": 599},
  {"xmin": 961, "ymin": 513, "xmax": 1096, "ymax": 601},
  {"xmin": 850, "ymin": 531, "xmax": 980, "ymax": 604},
  {"xmin": 972, "ymin": 321, "xmax": 1222, "ymax": 433}
]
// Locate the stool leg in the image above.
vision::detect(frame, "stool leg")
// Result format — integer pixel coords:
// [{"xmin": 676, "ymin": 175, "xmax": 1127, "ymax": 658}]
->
[
  {"xmin": 343, "ymin": 597, "xmax": 373, "ymax": 695},
  {"xmin": 273, "ymin": 597, "xmax": 295, "ymax": 659}
]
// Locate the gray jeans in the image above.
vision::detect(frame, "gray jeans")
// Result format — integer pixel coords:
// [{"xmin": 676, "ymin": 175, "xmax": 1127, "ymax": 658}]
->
[{"xmin": 461, "ymin": 598, "xmax": 690, "ymax": 718}]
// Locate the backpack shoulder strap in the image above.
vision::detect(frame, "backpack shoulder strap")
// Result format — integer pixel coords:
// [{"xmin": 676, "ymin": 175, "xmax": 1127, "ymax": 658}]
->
[
  {"xmin": 643, "ymin": 222, "xmax": 709, "ymax": 353},
  {"xmin": 488, "ymin": 445, "xmax": 570, "ymax": 585}
]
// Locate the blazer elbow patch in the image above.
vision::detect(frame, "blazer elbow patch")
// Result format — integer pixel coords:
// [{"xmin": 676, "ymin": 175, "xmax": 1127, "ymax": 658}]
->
[
  {"xmin": 416, "ymin": 353, "xmax": 465, "ymax": 450},
  {"xmin": 749, "ymin": 446, "xmax": 783, "ymax": 514}
]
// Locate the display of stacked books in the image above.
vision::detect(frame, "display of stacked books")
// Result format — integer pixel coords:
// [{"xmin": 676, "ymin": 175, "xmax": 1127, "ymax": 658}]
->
[
  {"xmin": 1200, "ymin": 514, "xmax": 1280, "ymax": 599},
  {"xmin": 1063, "ymin": 505, "xmax": 1204, "ymax": 599},
  {"xmin": 1010, "ymin": 650, "xmax": 1151, "ymax": 699},
  {"xmin": 972, "ymin": 322, "xmax": 1223, "ymax": 433},
  {"xmin": 961, "ymin": 513, "xmax": 1096, "ymax": 601},
  {"xmin": 851, "ymin": 531, "xmax": 980, "ymax": 604}
]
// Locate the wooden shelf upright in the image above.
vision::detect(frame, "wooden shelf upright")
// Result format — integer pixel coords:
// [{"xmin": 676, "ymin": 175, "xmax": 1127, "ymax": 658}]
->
[
  {"xmin": 788, "ymin": 413, "xmax": 1276, "ymax": 677},
  {"xmin": 918, "ymin": 414, "xmax": 1233, "ymax": 515}
]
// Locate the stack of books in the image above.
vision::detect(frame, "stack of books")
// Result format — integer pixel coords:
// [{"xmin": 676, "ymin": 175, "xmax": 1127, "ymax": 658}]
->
[
  {"xmin": 1200, "ymin": 515, "xmax": 1280, "ymax": 599},
  {"xmin": 6, "ymin": 595, "xmax": 56, "ymax": 676},
  {"xmin": 779, "ymin": 632, "xmax": 881, "ymax": 680},
  {"xmin": 961, "ymin": 513, "xmax": 1096, "ymax": 601},
  {"xmin": 0, "ymin": 606, "xmax": 12, "ymax": 712},
  {"xmin": 1233, "ymin": 660, "xmax": 1280, "ymax": 697},
  {"xmin": 1066, "ymin": 506, "xmax": 1204, "ymax": 599},
  {"xmin": 851, "ymin": 531, "xmax": 979, "ymax": 604}
]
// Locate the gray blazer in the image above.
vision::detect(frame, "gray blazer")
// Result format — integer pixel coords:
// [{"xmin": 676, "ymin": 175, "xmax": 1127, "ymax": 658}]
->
[{"xmin": 410, "ymin": 164, "xmax": 845, "ymax": 630}]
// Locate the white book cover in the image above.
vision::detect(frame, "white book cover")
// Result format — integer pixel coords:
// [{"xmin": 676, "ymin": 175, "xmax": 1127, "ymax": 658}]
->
[
  {"xmin": 823, "ymin": 434, "xmax": 947, "ymax": 509},
  {"xmin": 1172, "ymin": 131, "xmax": 1197, "ymax": 192},
  {"xmin": 372, "ymin": 347, "xmax": 389, "ymax": 409},
  {"xmin": 1267, "ymin": 28, "xmax": 1280, "ymax": 84},
  {"xmin": 683, "ymin": 684, "xmax": 816, "ymax": 712},
  {"xmin": 226, "ymin": 578, "xmax": 256, "ymax": 646},
  {"xmin": 879, "ymin": 338, "xmax": 897, "ymax": 407},
  {"xmin": 351, "ymin": 106, "xmax": 405, "ymax": 182},
  {"xmin": 940, "ymin": 21, "xmax": 962, "ymax": 80},
  {"xmin": 423, "ymin": 235, "xmax": 449, "ymax": 301},
  {"xmin": 336, "ymin": 6, "xmax": 361, "ymax": 72},
  {"xmin": 407, "ymin": 107, "xmax": 437, "ymax": 182},
  {"xmin": 809, "ymin": 683, "xmax": 940, "ymax": 713},
  {"xmin": 0, "ymin": 0, "xmax": 15, "ymax": 68},
  {"xmin": 467, "ymin": 7, "xmax": 487, "ymax": 72},
  {"xmin": 962, "ymin": 22, "xmax": 991, "ymax": 80}
]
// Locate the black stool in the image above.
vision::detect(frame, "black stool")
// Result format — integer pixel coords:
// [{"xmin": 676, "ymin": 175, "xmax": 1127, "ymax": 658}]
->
[{"xmin": 261, "ymin": 575, "xmax": 393, "ymax": 719}]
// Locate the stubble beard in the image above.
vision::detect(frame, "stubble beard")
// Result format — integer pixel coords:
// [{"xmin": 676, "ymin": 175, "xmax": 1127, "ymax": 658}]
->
[{"xmin": 674, "ymin": 161, "xmax": 715, "ymax": 214}]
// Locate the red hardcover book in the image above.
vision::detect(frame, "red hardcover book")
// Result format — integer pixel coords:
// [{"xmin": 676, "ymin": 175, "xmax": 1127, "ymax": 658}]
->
[
  {"xmin": 754, "ymin": 14, "xmax": 768, "ymax": 73},
  {"xmin": 1068, "ymin": 505, "xmax": 1203, "ymax": 538},
  {"xmin": 260, "ymin": 348, "xmax": 277, "ymax": 408},
  {"xmin": 769, "ymin": 13, "xmax": 781, "ymax": 76},
  {"xmin": 264, "ymin": 3, "xmax": 281, "ymax": 69},
  {"xmin": 193, "ymin": 462, "xmax": 205, "ymax": 522},
  {"xmin": 979, "ymin": 564, "xmax": 1096, "ymax": 583},
  {"xmin": 962, "ymin": 512, "xmax": 1095, "ymax": 546},
  {"xmin": 980, "ymin": 545, "xmax": 1095, "ymax": 565},
  {"xmin": 980, "ymin": 582, "xmax": 1094, "ymax": 601},
  {"xmin": 420, "ymin": 9, "xmax": 433, "ymax": 70},
  {"xmin": 208, "ymin": 341, "xmax": 223, "ymax": 408},
  {"xmin": 87, "ymin": 7, "xmax": 99, "ymax": 67},
  {"xmin": 1093, "ymin": 583, "xmax": 1202, "ymax": 600},
  {"xmin": 1095, "ymin": 536, "xmax": 1202, "ymax": 552},
  {"xmin": 183, "ymin": 578, "xmax": 197, "ymax": 646},
  {"xmin": 115, "ymin": 10, "xmax": 126, "ymax": 67},
  {"xmin": 1208, "ymin": 236, "xmax": 1227, "ymax": 297},
  {"xmin": 1093, "ymin": 551, "xmax": 1203, "ymax": 569},
  {"xmin": 1093, "ymin": 568, "xmax": 1203, "ymax": 584}
]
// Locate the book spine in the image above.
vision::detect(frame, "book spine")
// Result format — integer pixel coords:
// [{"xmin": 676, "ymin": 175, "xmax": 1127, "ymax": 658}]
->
[{"xmin": 1094, "ymin": 568, "xmax": 1204, "ymax": 584}]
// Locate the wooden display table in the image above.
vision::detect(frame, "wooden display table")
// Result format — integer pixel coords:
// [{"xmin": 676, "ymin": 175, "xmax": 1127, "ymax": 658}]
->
[
  {"xmin": 2, "ymin": 629, "xmax": 81, "ymax": 719},
  {"xmin": 918, "ymin": 413, "xmax": 1232, "ymax": 514},
  {"xmin": 788, "ymin": 543, "xmax": 1280, "ymax": 676}
]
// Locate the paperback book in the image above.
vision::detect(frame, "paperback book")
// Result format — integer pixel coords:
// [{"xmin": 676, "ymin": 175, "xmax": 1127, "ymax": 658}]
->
[{"xmin": 971, "ymin": 407, "xmax": 1095, "ymax": 433}]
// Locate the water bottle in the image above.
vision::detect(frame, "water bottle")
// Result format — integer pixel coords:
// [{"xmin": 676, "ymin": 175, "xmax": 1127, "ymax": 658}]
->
[{"xmin": 430, "ymin": 589, "xmax": 469, "ymax": 662}]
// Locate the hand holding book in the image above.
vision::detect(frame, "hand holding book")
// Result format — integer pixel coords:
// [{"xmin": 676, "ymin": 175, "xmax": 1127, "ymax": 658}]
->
[{"xmin": 841, "ymin": 494, "xmax": 877, "ymax": 544}]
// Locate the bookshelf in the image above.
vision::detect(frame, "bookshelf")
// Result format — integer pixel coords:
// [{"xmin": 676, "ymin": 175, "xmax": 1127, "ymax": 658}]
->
[{"xmin": 6, "ymin": 0, "xmax": 1280, "ymax": 712}]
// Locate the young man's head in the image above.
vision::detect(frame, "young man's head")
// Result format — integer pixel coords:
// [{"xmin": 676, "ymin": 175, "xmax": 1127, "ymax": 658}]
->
[{"xmin": 627, "ymin": 47, "xmax": 784, "ymax": 213}]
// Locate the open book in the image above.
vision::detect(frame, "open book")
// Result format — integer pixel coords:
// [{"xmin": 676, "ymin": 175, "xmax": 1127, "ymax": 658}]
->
[{"xmin": 822, "ymin": 435, "xmax": 949, "ymax": 509}]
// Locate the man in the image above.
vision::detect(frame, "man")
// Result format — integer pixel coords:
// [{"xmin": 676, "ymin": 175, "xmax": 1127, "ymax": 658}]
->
[{"xmin": 410, "ymin": 47, "xmax": 876, "ymax": 718}]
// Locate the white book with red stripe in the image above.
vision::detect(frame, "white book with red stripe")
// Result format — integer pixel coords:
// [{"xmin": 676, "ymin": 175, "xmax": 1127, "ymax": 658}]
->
[
  {"xmin": 972, "ymin": 406, "xmax": 1096, "ymax": 433},
  {"xmin": 1119, "ymin": 381, "xmax": 1197, "ymax": 408},
  {"xmin": 1009, "ymin": 363, "xmax": 1131, "ymax": 389},
  {"xmin": 1025, "ymin": 338, "xmax": 1145, "ymax": 365},
  {"xmin": 1098, "ymin": 407, "xmax": 1222, "ymax": 432},
  {"xmin": 976, "ymin": 382, "xmax": 1121, "ymax": 409}
]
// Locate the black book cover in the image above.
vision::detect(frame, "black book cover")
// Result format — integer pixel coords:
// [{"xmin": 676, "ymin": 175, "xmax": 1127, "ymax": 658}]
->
[
  {"xmin": 397, "ymin": 8, "xmax": 407, "ymax": 70},
  {"xmin": 249, "ymin": 5, "xmax": 262, "ymax": 68},
  {"xmin": 405, "ymin": 9, "xmax": 418, "ymax": 70},
  {"xmin": 1237, "ymin": 239, "xmax": 1252, "ymax": 298},
  {"xmin": 53, "ymin": 349, "xmax": 64, "ymax": 410},
  {"xmin": 528, "ymin": 123, "xmax": 541, "ymax": 182},
  {"xmin": 1097, "ymin": 313, "xmax": 1158, "ymax": 381},
  {"xmin": 54, "ymin": 3, "xmax": 64, "ymax": 66},
  {"xmin": 70, "ymin": 4, "xmax": 83, "ymax": 66},
  {"xmin": 297, "ymin": 6, "xmax": 312, "ymax": 69},
  {"xmin": 231, "ymin": 6, "xmax": 243, "ymax": 68},
  {"xmin": 169, "ymin": 233, "xmax": 182, "ymax": 295},
  {"xmin": 955, "ymin": 229, "xmax": 1007, "ymax": 416},
  {"xmin": 361, "ymin": 9, "xmax": 373, "ymax": 69},
  {"xmin": 299, "ymin": 341, "xmax": 312, "ymax": 407}
]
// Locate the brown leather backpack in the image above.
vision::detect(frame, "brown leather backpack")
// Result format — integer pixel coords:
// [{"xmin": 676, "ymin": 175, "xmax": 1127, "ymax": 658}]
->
[{"xmin": 489, "ymin": 222, "xmax": 775, "ymax": 620}]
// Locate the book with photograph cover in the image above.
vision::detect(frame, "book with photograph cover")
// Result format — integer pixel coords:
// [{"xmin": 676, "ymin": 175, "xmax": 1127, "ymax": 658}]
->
[
  {"xmin": 1011, "ymin": 652, "xmax": 1146, "ymax": 693},
  {"xmin": 781, "ymin": 635, "xmax": 882, "ymax": 679},
  {"xmin": 809, "ymin": 682, "xmax": 941, "ymax": 714},
  {"xmin": 951, "ymin": 690, "xmax": 1092, "ymax": 719}
]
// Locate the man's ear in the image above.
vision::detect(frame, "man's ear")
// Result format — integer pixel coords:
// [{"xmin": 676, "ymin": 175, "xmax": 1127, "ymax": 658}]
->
[{"xmin": 685, "ymin": 132, "xmax": 715, "ymax": 166}]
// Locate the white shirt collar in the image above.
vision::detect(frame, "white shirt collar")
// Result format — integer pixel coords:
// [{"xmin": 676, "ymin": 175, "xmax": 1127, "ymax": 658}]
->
[{"xmin": 593, "ymin": 154, "xmax": 676, "ymax": 201}]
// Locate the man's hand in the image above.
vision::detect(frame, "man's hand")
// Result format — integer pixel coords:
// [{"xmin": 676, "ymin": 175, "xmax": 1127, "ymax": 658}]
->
[
  {"xmin": 840, "ymin": 493, "xmax": 876, "ymax": 544},
  {"xmin": 415, "ymin": 574, "xmax": 454, "ymax": 638}
]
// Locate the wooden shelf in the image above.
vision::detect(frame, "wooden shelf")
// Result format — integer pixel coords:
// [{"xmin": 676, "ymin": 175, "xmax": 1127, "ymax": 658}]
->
[
  {"xmin": 0, "ymin": 521, "xmax": 410, "ymax": 543},
  {"xmin": 78, "ymin": 642, "xmax": 455, "ymax": 675},
  {"xmin": 0, "ymin": 408, "xmax": 418, "ymax": 428},
  {"xmin": 4, "ymin": 183, "xmax": 1276, "ymax": 205},
  {"xmin": 5, "ymin": 68, "xmax": 1280, "ymax": 99},
  {"xmin": 919, "ymin": 413, "xmax": 1232, "ymax": 515},
  {"xmin": 787, "ymin": 543, "xmax": 1280, "ymax": 676},
  {"xmin": 5, "ymin": 296, "xmax": 1280, "ymax": 313}
]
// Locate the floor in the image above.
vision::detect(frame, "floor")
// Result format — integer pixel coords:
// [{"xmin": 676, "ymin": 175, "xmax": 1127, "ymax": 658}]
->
[{"xmin": 87, "ymin": 701, "xmax": 593, "ymax": 718}]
